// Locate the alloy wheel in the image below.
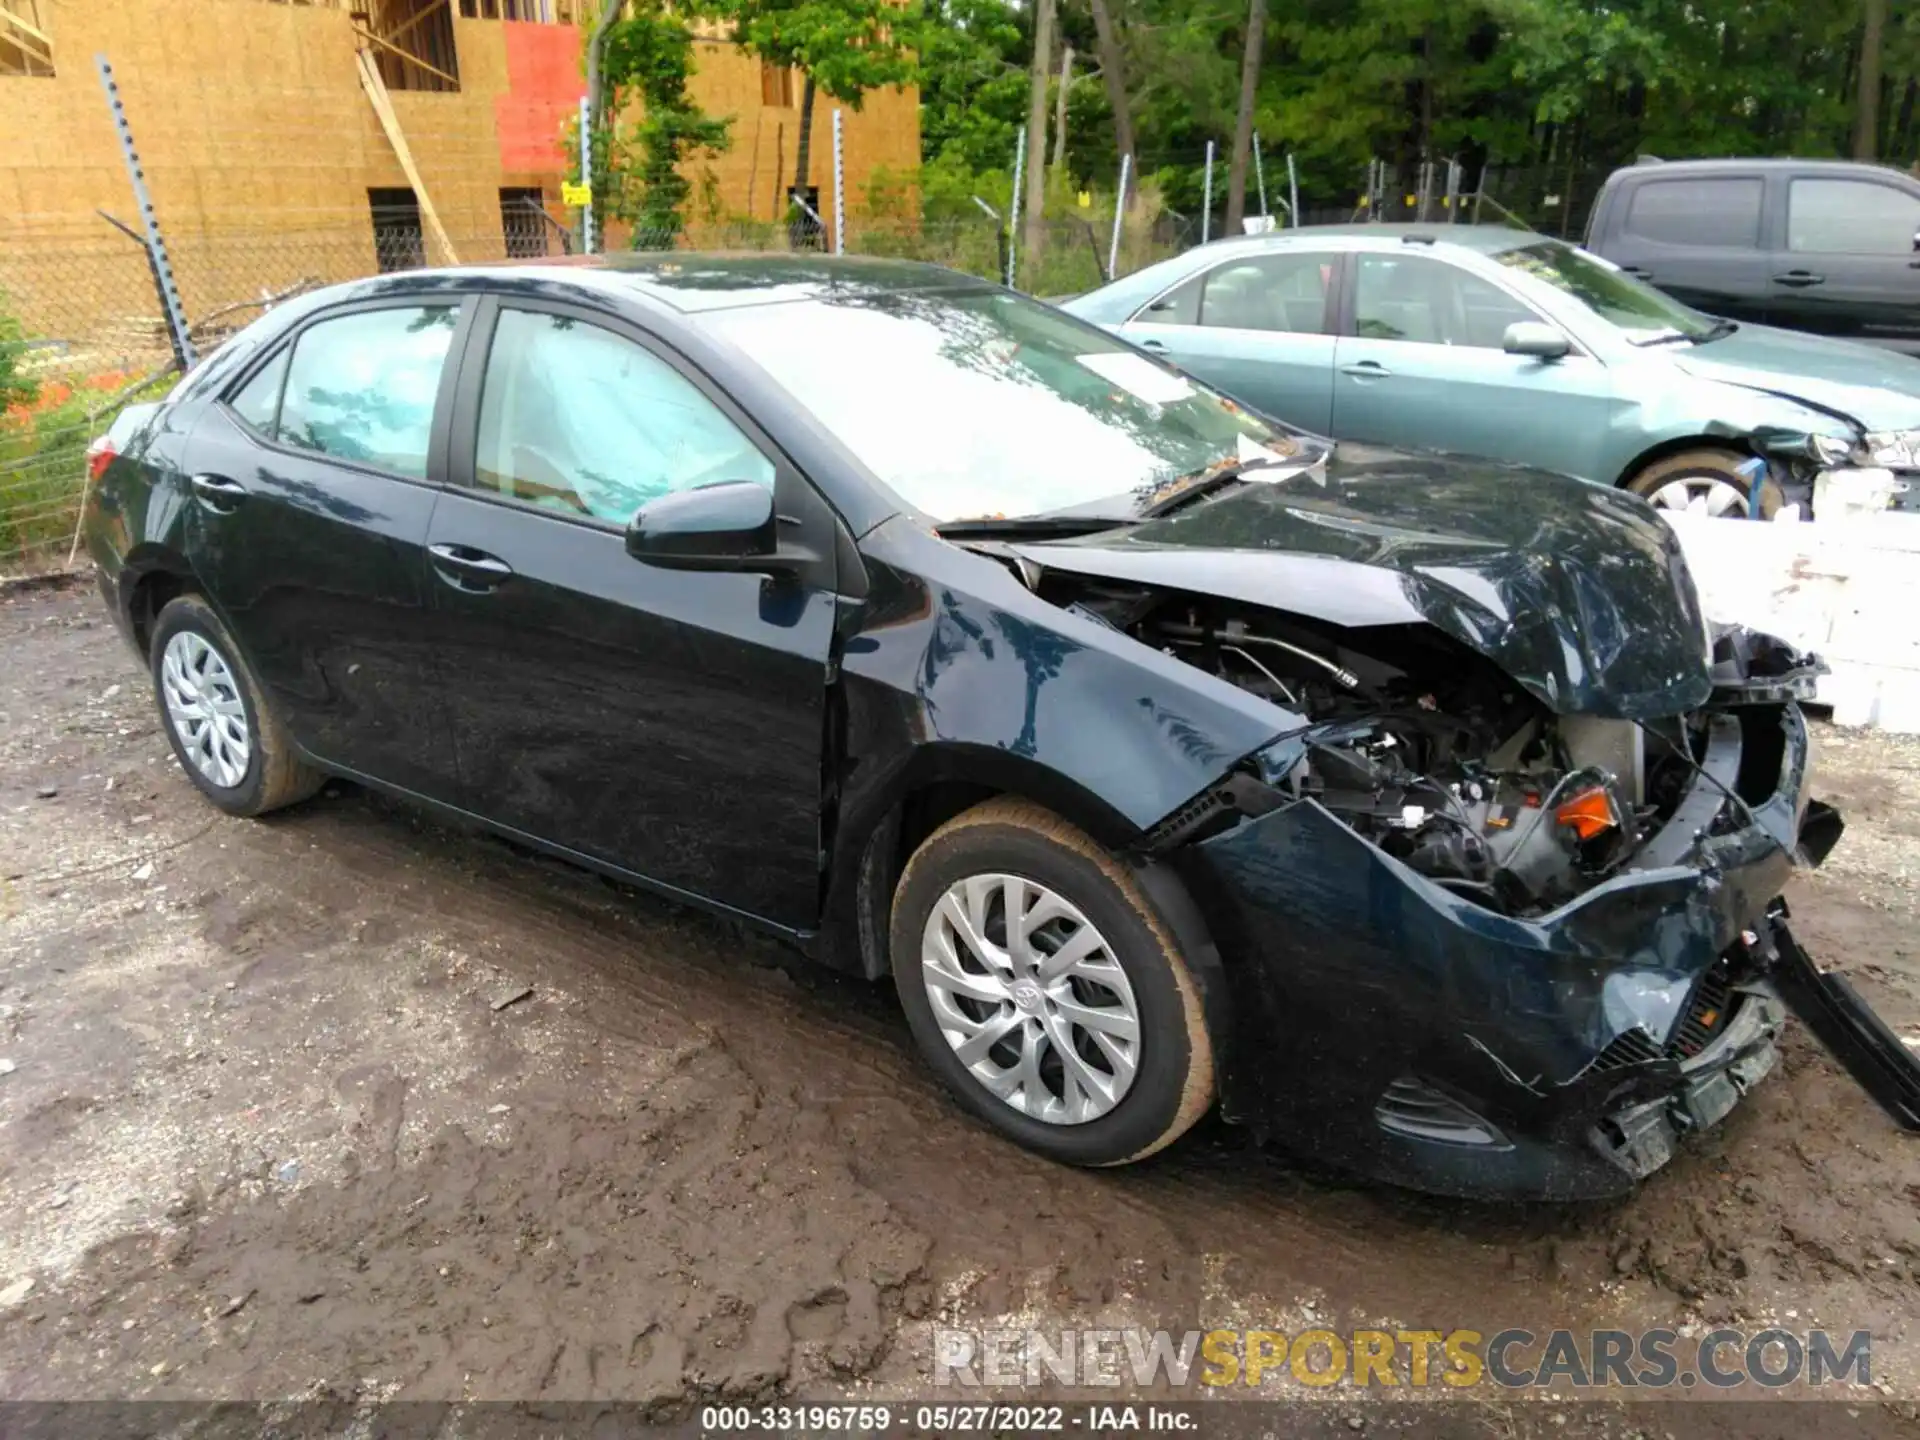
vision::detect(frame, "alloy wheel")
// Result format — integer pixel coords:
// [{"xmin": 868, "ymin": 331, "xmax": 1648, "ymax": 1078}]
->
[
  {"xmin": 160, "ymin": 630, "xmax": 251, "ymax": 789},
  {"xmin": 1645, "ymin": 475, "xmax": 1751, "ymax": 517},
  {"xmin": 919, "ymin": 872, "xmax": 1141, "ymax": 1124}
]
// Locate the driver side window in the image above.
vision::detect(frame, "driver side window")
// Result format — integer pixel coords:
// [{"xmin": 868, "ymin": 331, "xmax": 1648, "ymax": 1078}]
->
[{"xmin": 474, "ymin": 308, "xmax": 773, "ymax": 524}]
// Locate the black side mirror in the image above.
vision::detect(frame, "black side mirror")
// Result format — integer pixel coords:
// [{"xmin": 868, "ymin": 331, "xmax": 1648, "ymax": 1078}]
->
[{"xmin": 626, "ymin": 481, "xmax": 781, "ymax": 572}]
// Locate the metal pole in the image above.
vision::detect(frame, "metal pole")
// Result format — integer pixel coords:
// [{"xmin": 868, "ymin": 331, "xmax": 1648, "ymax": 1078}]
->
[
  {"xmin": 1252, "ymin": 133, "xmax": 1268, "ymax": 218},
  {"xmin": 831, "ymin": 110, "xmax": 846, "ymax": 255},
  {"xmin": 1201, "ymin": 139, "xmax": 1215, "ymax": 243},
  {"xmin": 1107, "ymin": 152, "xmax": 1131, "ymax": 280},
  {"xmin": 96, "ymin": 55, "xmax": 195, "ymax": 370},
  {"xmin": 1287, "ymin": 152, "xmax": 1300, "ymax": 229},
  {"xmin": 1007, "ymin": 126, "xmax": 1027, "ymax": 289},
  {"xmin": 578, "ymin": 94, "xmax": 595, "ymax": 254}
]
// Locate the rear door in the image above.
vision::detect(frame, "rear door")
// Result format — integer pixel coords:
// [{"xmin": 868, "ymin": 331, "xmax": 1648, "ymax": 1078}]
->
[
  {"xmin": 423, "ymin": 296, "xmax": 839, "ymax": 929},
  {"xmin": 1598, "ymin": 173, "xmax": 1771, "ymax": 323},
  {"xmin": 183, "ymin": 298, "xmax": 467, "ymax": 799},
  {"xmin": 1118, "ymin": 250, "xmax": 1339, "ymax": 431},
  {"xmin": 1769, "ymin": 173, "xmax": 1920, "ymax": 352},
  {"xmin": 1331, "ymin": 251, "xmax": 1615, "ymax": 480}
]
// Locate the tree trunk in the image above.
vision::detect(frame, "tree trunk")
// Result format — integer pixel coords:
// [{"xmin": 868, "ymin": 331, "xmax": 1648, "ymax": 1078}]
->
[
  {"xmin": 1224, "ymin": 0, "xmax": 1266, "ymax": 234},
  {"xmin": 1022, "ymin": 0, "xmax": 1057, "ymax": 266},
  {"xmin": 791, "ymin": 74, "xmax": 820, "ymax": 247},
  {"xmin": 1088, "ymin": 0, "xmax": 1136, "ymax": 208},
  {"xmin": 1051, "ymin": 43, "xmax": 1074, "ymax": 171},
  {"xmin": 1854, "ymin": 0, "xmax": 1887, "ymax": 159}
]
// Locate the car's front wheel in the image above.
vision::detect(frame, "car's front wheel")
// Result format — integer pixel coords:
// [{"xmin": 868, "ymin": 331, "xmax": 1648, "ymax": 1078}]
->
[
  {"xmin": 889, "ymin": 798, "xmax": 1215, "ymax": 1166},
  {"xmin": 1626, "ymin": 446, "xmax": 1776, "ymax": 519},
  {"xmin": 149, "ymin": 593, "xmax": 323, "ymax": 817}
]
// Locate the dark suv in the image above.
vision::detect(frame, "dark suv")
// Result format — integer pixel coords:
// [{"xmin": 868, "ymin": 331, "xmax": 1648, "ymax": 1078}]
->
[{"xmin": 1586, "ymin": 157, "xmax": 1920, "ymax": 354}]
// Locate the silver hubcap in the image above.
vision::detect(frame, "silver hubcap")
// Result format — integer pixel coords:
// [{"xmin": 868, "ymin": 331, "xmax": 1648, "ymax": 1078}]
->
[
  {"xmin": 1648, "ymin": 476, "xmax": 1750, "ymax": 517},
  {"xmin": 161, "ymin": 631, "xmax": 251, "ymax": 789},
  {"xmin": 920, "ymin": 873, "xmax": 1141, "ymax": 1125}
]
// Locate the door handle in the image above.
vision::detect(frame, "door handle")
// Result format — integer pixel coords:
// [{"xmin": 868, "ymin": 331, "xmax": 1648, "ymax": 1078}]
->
[
  {"xmin": 1620, "ymin": 265, "xmax": 1652, "ymax": 279},
  {"xmin": 1341, "ymin": 360, "xmax": 1391, "ymax": 379},
  {"xmin": 1773, "ymin": 271, "xmax": 1825, "ymax": 288},
  {"xmin": 189, "ymin": 473, "xmax": 247, "ymax": 511},
  {"xmin": 428, "ymin": 543, "xmax": 514, "ymax": 591},
  {"xmin": 1137, "ymin": 337, "xmax": 1168, "ymax": 350}
]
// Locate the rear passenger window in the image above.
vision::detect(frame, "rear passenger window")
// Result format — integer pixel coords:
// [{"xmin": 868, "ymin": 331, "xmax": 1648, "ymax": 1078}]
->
[
  {"xmin": 1789, "ymin": 178, "xmax": 1920, "ymax": 255},
  {"xmin": 275, "ymin": 306, "xmax": 459, "ymax": 478},
  {"xmin": 227, "ymin": 350, "xmax": 288, "ymax": 436},
  {"xmin": 1623, "ymin": 178, "xmax": 1762, "ymax": 248}
]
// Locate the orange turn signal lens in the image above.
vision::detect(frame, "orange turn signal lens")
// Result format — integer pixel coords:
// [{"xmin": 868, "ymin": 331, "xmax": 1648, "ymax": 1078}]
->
[{"xmin": 1555, "ymin": 786, "xmax": 1618, "ymax": 842}]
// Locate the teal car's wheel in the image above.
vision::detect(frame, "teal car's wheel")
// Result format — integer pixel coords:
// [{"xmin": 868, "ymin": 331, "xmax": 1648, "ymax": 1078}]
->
[{"xmin": 1626, "ymin": 447, "xmax": 1777, "ymax": 519}]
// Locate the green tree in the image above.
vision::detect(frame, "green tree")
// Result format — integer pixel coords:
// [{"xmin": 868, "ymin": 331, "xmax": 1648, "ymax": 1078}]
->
[
  {"xmin": 598, "ymin": 2, "xmax": 734, "ymax": 246},
  {"xmin": 710, "ymin": 0, "xmax": 919, "ymax": 235}
]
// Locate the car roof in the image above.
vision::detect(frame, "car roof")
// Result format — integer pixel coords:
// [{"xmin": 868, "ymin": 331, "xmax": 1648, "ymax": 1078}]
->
[
  {"xmin": 1194, "ymin": 223, "xmax": 1549, "ymax": 257},
  {"xmin": 454, "ymin": 252, "xmax": 997, "ymax": 314},
  {"xmin": 1613, "ymin": 156, "xmax": 1915, "ymax": 180}
]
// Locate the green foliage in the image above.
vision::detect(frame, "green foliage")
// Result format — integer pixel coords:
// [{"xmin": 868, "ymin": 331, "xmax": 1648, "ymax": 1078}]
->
[
  {"xmin": 914, "ymin": 0, "xmax": 1920, "ymax": 236},
  {"xmin": 709, "ymin": 0, "xmax": 918, "ymax": 107},
  {"xmin": 0, "ymin": 294, "xmax": 36, "ymax": 414},
  {"xmin": 598, "ymin": 2, "xmax": 734, "ymax": 246}
]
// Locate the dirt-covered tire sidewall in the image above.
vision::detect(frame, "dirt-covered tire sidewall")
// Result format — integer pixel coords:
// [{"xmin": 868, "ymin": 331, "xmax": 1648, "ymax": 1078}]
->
[
  {"xmin": 148, "ymin": 595, "xmax": 312, "ymax": 818},
  {"xmin": 889, "ymin": 799, "xmax": 1214, "ymax": 1167},
  {"xmin": 1626, "ymin": 447, "xmax": 1779, "ymax": 520}
]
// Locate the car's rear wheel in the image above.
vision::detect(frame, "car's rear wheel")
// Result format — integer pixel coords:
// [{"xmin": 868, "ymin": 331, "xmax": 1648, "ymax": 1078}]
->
[
  {"xmin": 149, "ymin": 594, "xmax": 323, "ymax": 817},
  {"xmin": 889, "ymin": 797, "xmax": 1214, "ymax": 1165},
  {"xmin": 1626, "ymin": 447, "xmax": 1775, "ymax": 519}
]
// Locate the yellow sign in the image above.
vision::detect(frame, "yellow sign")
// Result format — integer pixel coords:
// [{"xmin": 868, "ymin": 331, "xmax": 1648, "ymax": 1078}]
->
[
  {"xmin": 1077, "ymin": 190, "xmax": 1092, "ymax": 208},
  {"xmin": 562, "ymin": 181, "xmax": 593, "ymax": 207}
]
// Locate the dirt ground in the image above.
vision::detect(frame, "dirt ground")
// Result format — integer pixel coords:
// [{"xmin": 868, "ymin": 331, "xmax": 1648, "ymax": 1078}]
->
[{"xmin": 0, "ymin": 576, "xmax": 1917, "ymax": 1433}]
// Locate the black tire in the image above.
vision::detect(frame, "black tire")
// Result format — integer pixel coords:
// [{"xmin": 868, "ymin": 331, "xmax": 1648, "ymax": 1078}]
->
[
  {"xmin": 1625, "ymin": 446, "xmax": 1778, "ymax": 520},
  {"xmin": 889, "ymin": 797, "xmax": 1215, "ymax": 1166},
  {"xmin": 148, "ymin": 594, "xmax": 323, "ymax": 818}
]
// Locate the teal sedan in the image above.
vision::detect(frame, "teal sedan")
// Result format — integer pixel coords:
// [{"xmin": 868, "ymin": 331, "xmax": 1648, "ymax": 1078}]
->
[{"xmin": 1061, "ymin": 224, "xmax": 1920, "ymax": 517}]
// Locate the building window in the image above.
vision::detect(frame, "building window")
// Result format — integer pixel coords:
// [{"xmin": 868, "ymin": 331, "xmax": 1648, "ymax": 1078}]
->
[
  {"xmin": 0, "ymin": 1, "xmax": 55, "ymax": 77},
  {"xmin": 368, "ymin": 188, "xmax": 427, "ymax": 273},
  {"xmin": 367, "ymin": 0, "xmax": 461, "ymax": 92},
  {"xmin": 500, "ymin": 187, "xmax": 552, "ymax": 258},
  {"xmin": 760, "ymin": 61, "xmax": 794, "ymax": 108},
  {"xmin": 458, "ymin": 0, "xmax": 577, "ymax": 18}
]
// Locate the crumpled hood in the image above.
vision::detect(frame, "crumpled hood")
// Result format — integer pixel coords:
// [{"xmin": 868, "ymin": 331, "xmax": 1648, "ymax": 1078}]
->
[
  {"xmin": 1009, "ymin": 445, "xmax": 1714, "ymax": 720},
  {"xmin": 1671, "ymin": 323, "xmax": 1920, "ymax": 432}
]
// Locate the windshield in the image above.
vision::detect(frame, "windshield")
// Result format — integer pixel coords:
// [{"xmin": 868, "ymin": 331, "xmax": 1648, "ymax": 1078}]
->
[
  {"xmin": 702, "ymin": 287, "xmax": 1300, "ymax": 522},
  {"xmin": 1494, "ymin": 240, "xmax": 1719, "ymax": 344}
]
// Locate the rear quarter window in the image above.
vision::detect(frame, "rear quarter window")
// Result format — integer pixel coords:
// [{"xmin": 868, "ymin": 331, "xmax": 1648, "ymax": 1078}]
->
[{"xmin": 1622, "ymin": 177, "xmax": 1763, "ymax": 248}]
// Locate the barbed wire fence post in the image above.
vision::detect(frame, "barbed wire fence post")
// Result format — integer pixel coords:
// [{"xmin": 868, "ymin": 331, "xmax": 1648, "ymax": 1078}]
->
[
  {"xmin": 1006, "ymin": 125, "xmax": 1027, "ymax": 291},
  {"xmin": 832, "ymin": 110, "xmax": 846, "ymax": 256},
  {"xmin": 96, "ymin": 54, "xmax": 194, "ymax": 373}
]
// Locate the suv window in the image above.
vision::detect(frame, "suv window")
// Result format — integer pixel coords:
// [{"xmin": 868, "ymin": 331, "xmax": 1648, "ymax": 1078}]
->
[
  {"xmin": 474, "ymin": 308, "xmax": 773, "ymax": 525},
  {"xmin": 1623, "ymin": 177, "xmax": 1763, "ymax": 248},
  {"xmin": 1789, "ymin": 177, "xmax": 1920, "ymax": 255},
  {"xmin": 275, "ymin": 305, "xmax": 459, "ymax": 478},
  {"xmin": 1353, "ymin": 254, "xmax": 1539, "ymax": 348}
]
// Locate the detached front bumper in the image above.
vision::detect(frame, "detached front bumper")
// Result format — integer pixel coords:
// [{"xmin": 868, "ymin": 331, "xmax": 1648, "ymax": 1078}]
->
[{"xmin": 1173, "ymin": 690, "xmax": 1911, "ymax": 1200}]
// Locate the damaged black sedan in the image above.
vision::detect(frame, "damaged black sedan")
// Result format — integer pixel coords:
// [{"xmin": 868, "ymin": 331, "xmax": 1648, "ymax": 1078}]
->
[{"xmin": 84, "ymin": 256, "xmax": 1919, "ymax": 1200}]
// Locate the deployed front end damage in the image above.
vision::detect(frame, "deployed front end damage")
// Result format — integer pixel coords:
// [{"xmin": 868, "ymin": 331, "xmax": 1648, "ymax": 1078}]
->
[{"xmin": 1042, "ymin": 570, "xmax": 1899, "ymax": 1198}]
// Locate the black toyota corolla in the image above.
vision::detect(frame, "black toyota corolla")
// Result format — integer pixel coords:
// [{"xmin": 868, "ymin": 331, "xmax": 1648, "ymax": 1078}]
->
[{"xmin": 83, "ymin": 255, "xmax": 1918, "ymax": 1199}]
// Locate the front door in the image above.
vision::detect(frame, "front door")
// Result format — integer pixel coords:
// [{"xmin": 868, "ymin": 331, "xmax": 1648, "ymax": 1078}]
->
[
  {"xmin": 1769, "ymin": 173, "xmax": 1920, "ymax": 352},
  {"xmin": 1332, "ymin": 252, "xmax": 1615, "ymax": 481},
  {"xmin": 426, "ymin": 298, "xmax": 837, "ymax": 929},
  {"xmin": 1121, "ymin": 250, "xmax": 1339, "ymax": 432},
  {"xmin": 182, "ymin": 299, "xmax": 466, "ymax": 798}
]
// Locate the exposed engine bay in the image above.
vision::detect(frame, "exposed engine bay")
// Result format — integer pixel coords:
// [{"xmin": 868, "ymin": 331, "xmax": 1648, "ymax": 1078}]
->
[{"xmin": 1050, "ymin": 577, "xmax": 1707, "ymax": 918}]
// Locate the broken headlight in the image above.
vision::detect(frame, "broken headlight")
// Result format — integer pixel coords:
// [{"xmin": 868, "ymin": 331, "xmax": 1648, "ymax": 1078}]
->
[{"xmin": 1862, "ymin": 429, "xmax": 1920, "ymax": 469}]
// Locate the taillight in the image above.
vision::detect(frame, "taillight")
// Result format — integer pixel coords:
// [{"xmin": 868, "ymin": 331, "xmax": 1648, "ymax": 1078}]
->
[{"xmin": 86, "ymin": 436, "xmax": 116, "ymax": 482}]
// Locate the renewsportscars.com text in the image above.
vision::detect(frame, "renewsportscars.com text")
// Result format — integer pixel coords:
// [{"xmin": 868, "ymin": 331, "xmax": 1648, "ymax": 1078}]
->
[{"xmin": 933, "ymin": 1326, "xmax": 1873, "ymax": 1391}]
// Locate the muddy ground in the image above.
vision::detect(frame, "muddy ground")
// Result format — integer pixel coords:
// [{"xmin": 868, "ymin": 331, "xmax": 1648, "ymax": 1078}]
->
[{"xmin": 0, "ymin": 577, "xmax": 1916, "ymax": 1434}]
